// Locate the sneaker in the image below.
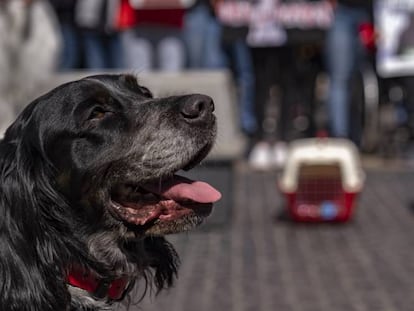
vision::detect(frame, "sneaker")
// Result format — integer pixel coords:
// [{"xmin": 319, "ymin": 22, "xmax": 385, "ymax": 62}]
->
[
  {"xmin": 271, "ymin": 141, "xmax": 288, "ymax": 168},
  {"xmin": 248, "ymin": 142, "xmax": 272, "ymax": 170}
]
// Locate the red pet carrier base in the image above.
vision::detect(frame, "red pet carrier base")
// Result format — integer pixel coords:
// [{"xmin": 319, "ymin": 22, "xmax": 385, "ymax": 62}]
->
[
  {"xmin": 279, "ymin": 139, "xmax": 365, "ymax": 223},
  {"xmin": 283, "ymin": 165, "xmax": 359, "ymax": 222}
]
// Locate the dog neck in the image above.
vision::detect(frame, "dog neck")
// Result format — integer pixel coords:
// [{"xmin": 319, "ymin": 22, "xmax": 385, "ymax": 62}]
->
[{"xmin": 67, "ymin": 265, "xmax": 130, "ymax": 301}]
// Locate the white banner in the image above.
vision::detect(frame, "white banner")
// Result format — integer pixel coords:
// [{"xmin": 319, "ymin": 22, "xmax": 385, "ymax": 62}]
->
[{"xmin": 376, "ymin": 0, "xmax": 414, "ymax": 77}]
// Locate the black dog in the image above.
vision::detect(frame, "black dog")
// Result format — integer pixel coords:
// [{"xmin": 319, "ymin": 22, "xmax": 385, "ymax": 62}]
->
[{"xmin": 0, "ymin": 74, "xmax": 221, "ymax": 311}]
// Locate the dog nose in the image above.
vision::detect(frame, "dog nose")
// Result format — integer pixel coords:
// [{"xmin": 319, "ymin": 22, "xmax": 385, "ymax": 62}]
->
[{"xmin": 180, "ymin": 95, "xmax": 214, "ymax": 121}]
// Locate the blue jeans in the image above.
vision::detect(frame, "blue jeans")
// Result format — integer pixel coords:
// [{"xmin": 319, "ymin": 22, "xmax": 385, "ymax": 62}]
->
[
  {"xmin": 223, "ymin": 39, "xmax": 257, "ymax": 136},
  {"xmin": 82, "ymin": 31, "xmax": 124, "ymax": 69},
  {"xmin": 121, "ymin": 27, "xmax": 185, "ymax": 71},
  {"xmin": 183, "ymin": 3, "xmax": 225, "ymax": 68},
  {"xmin": 184, "ymin": 4, "xmax": 257, "ymax": 135},
  {"xmin": 59, "ymin": 22, "xmax": 80, "ymax": 70},
  {"xmin": 325, "ymin": 4, "xmax": 369, "ymax": 139}
]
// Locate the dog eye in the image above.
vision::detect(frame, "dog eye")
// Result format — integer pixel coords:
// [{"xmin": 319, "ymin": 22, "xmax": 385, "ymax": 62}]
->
[
  {"xmin": 139, "ymin": 87, "xmax": 153, "ymax": 98},
  {"xmin": 88, "ymin": 106, "xmax": 109, "ymax": 120}
]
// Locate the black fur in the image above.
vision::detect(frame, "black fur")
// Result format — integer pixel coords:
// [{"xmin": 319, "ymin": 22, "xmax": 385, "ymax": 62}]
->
[{"xmin": 0, "ymin": 74, "xmax": 217, "ymax": 310}]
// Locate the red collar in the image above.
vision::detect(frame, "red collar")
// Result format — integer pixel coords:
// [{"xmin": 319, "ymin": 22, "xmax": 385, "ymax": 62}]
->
[{"xmin": 67, "ymin": 265, "xmax": 131, "ymax": 301}]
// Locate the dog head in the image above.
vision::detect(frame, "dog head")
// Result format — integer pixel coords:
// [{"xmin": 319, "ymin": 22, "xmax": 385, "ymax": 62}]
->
[
  {"xmin": 8, "ymin": 74, "xmax": 221, "ymax": 236},
  {"xmin": 0, "ymin": 74, "xmax": 221, "ymax": 309}
]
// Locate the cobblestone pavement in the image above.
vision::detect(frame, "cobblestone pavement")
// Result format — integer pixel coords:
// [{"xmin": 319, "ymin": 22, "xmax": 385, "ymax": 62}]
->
[{"xmin": 118, "ymin": 167, "xmax": 414, "ymax": 311}]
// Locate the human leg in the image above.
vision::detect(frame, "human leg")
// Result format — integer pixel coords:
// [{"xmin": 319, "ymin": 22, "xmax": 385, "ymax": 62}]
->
[
  {"xmin": 81, "ymin": 31, "xmax": 107, "ymax": 69},
  {"xmin": 158, "ymin": 35, "xmax": 186, "ymax": 72},
  {"xmin": 183, "ymin": 4, "xmax": 208, "ymax": 68},
  {"xmin": 59, "ymin": 22, "xmax": 80, "ymax": 70},
  {"xmin": 325, "ymin": 10, "xmax": 355, "ymax": 137},
  {"xmin": 231, "ymin": 38, "xmax": 257, "ymax": 136},
  {"xmin": 183, "ymin": 4, "xmax": 225, "ymax": 69},
  {"xmin": 203, "ymin": 15, "xmax": 226, "ymax": 68},
  {"xmin": 120, "ymin": 29, "xmax": 153, "ymax": 71},
  {"xmin": 325, "ymin": 5, "xmax": 368, "ymax": 139},
  {"xmin": 108, "ymin": 33, "xmax": 124, "ymax": 69}
]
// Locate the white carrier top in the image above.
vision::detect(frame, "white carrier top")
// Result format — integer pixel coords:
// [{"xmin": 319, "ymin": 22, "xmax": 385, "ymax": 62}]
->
[{"xmin": 279, "ymin": 138, "xmax": 365, "ymax": 193}]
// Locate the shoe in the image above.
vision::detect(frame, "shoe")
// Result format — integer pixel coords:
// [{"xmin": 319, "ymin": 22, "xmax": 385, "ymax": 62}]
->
[
  {"xmin": 248, "ymin": 142, "xmax": 272, "ymax": 170},
  {"xmin": 271, "ymin": 141, "xmax": 288, "ymax": 168}
]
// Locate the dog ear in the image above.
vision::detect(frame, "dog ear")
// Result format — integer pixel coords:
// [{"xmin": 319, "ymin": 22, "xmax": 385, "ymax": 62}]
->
[
  {"xmin": 144, "ymin": 236, "xmax": 180, "ymax": 292},
  {"xmin": 0, "ymin": 102, "xmax": 85, "ymax": 310},
  {"xmin": 1, "ymin": 99, "xmax": 73, "ymax": 228},
  {"xmin": 0, "ymin": 138, "xmax": 72, "ymax": 310},
  {"xmin": 2, "ymin": 99, "xmax": 38, "ymax": 142}
]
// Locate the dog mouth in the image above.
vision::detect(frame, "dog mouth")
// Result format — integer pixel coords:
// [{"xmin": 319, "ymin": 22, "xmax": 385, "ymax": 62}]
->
[{"xmin": 110, "ymin": 175, "xmax": 221, "ymax": 229}]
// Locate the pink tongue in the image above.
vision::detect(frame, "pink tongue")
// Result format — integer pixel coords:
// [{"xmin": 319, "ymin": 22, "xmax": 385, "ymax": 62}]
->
[{"xmin": 142, "ymin": 175, "xmax": 221, "ymax": 204}]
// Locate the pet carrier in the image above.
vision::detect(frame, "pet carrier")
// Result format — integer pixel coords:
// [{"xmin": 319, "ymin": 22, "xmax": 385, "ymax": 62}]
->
[{"xmin": 279, "ymin": 138, "xmax": 365, "ymax": 222}]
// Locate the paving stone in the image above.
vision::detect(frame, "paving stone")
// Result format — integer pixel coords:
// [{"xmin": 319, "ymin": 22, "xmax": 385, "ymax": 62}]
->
[{"xmin": 117, "ymin": 168, "xmax": 414, "ymax": 311}]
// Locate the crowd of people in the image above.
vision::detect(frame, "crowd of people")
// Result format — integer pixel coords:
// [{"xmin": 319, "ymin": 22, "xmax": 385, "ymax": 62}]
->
[{"xmin": 3, "ymin": 0, "xmax": 414, "ymax": 168}]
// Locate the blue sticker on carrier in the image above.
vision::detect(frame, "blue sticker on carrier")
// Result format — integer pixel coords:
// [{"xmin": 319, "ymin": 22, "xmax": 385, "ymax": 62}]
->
[{"xmin": 320, "ymin": 201, "xmax": 338, "ymax": 220}]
